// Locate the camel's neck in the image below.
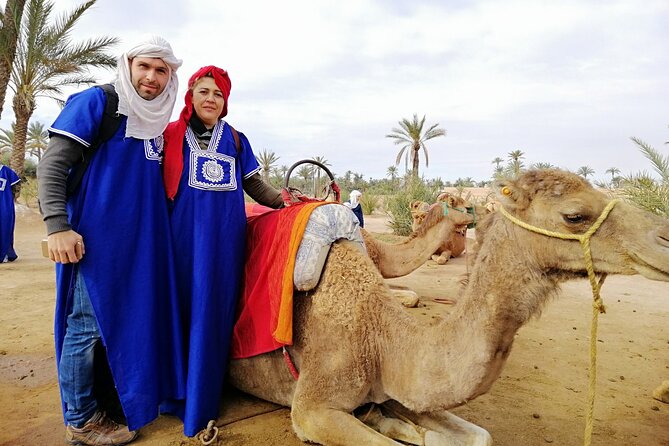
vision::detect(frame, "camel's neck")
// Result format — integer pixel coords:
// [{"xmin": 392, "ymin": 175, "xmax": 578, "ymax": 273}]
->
[
  {"xmin": 379, "ymin": 217, "xmax": 561, "ymax": 411},
  {"xmin": 372, "ymin": 219, "xmax": 453, "ymax": 278}
]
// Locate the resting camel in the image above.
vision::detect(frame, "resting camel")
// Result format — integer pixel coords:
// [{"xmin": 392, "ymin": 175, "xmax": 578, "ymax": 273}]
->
[
  {"xmin": 361, "ymin": 203, "xmax": 474, "ymax": 278},
  {"xmin": 228, "ymin": 169, "xmax": 669, "ymax": 446},
  {"xmin": 409, "ymin": 193, "xmax": 488, "ymax": 265}
]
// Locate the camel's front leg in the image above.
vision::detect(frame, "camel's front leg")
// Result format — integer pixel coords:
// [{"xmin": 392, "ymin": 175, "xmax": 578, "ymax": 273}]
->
[
  {"xmin": 431, "ymin": 251, "xmax": 451, "ymax": 265},
  {"xmin": 388, "ymin": 287, "xmax": 420, "ymax": 307},
  {"xmin": 358, "ymin": 405, "xmax": 425, "ymax": 445},
  {"xmin": 292, "ymin": 403, "xmax": 405, "ymax": 446},
  {"xmin": 381, "ymin": 401, "xmax": 492, "ymax": 446}
]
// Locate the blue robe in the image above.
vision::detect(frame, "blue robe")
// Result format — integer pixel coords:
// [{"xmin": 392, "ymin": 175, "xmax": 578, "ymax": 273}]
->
[
  {"xmin": 49, "ymin": 86, "xmax": 186, "ymax": 430},
  {"xmin": 169, "ymin": 121, "xmax": 260, "ymax": 436},
  {"xmin": 0, "ymin": 165, "xmax": 20, "ymax": 262}
]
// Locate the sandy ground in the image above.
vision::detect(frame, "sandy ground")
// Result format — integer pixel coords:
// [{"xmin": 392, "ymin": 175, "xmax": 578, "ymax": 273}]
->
[{"xmin": 0, "ymin": 209, "xmax": 667, "ymax": 446}]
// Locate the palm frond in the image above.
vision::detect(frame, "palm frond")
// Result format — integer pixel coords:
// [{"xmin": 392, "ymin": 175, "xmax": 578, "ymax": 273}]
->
[{"xmin": 631, "ymin": 136, "xmax": 669, "ymax": 183}]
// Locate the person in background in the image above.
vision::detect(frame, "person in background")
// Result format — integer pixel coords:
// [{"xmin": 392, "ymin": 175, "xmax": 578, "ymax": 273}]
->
[
  {"xmin": 344, "ymin": 189, "xmax": 364, "ymax": 227},
  {"xmin": 162, "ymin": 65, "xmax": 283, "ymax": 436},
  {"xmin": 37, "ymin": 36, "xmax": 185, "ymax": 446},
  {"xmin": 0, "ymin": 164, "xmax": 20, "ymax": 262}
]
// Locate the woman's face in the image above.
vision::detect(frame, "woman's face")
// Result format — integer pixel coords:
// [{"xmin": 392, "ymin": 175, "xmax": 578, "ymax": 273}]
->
[{"xmin": 191, "ymin": 76, "xmax": 225, "ymax": 127}]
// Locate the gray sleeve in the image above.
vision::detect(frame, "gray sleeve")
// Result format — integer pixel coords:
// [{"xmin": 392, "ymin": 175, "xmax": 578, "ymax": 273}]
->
[
  {"xmin": 242, "ymin": 173, "xmax": 285, "ymax": 209},
  {"xmin": 37, "ymin": 134, "xmax": 86, "ymax": 235}
]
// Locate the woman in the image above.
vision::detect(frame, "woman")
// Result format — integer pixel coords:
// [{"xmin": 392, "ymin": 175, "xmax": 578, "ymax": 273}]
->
[{"xmin": 162, "ymin": 65, "xmax": 282, "ymax": 436}]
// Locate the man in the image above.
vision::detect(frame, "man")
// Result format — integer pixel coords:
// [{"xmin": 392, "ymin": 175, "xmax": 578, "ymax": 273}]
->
[
  {"xmin": 0, "ymin": 164, "xmax": 20, "ymax": 262},
  {"xmin": 37, "ymin": 36, "xmax": 185, "ymax": 446},
  {"xmin": 344, "ymin": 189, "xmax": 364, "ymax": 227}
]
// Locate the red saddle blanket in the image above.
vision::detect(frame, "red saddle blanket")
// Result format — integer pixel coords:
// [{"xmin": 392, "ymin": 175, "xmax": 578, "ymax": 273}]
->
[{"xmin": 231, "ymin": 201, "xmax": 329, "ymax": 359}]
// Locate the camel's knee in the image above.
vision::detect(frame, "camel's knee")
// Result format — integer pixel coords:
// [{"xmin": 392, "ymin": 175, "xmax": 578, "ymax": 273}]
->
[
  {"xmin": 424, "ymin": 428, "xmax": 492, "ymax": 446},
  {"xmin": 291, "ymin": 402, "xmax": 317, "ymax": 441},
  {"xmin": 432, "ymin": 253, "xmax": 449, "ymax": 265}
]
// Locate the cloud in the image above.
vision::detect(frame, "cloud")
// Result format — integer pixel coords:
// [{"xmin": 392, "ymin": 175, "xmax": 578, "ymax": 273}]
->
[{"xmin": 2, "ymin": 0, "xmax": 668, "ymax": 182}]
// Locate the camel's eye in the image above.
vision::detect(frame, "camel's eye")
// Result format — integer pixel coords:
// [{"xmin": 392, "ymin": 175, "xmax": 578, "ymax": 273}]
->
[{"xmin": 563, "ymin": 213, "xmax": 584, "ymax": 224}]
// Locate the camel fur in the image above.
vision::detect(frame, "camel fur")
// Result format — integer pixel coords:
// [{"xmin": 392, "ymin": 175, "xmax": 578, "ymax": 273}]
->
[{"xmin": 228, "ymin": 169, "xmax": 669, "ymax": 446}]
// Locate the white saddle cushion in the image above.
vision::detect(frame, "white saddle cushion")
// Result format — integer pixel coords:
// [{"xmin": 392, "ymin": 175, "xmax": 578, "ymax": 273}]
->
[{"xmin": 293, "ymin": 203, "xmax": 366, "ymax": 290}]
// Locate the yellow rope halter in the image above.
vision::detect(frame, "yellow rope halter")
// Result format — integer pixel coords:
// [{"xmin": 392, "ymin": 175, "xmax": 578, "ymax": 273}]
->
[{"xmin": 498, "ymin": 199, "xmax": 619, "ymax": 446}]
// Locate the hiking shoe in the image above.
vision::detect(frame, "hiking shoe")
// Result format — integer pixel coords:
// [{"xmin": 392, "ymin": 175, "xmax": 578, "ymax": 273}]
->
[{"xmin": 65, "ymin": 411, "xmax": 138, "ymax": 445}]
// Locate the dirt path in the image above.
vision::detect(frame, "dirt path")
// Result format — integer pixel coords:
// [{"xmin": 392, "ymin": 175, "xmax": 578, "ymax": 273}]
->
[{"xmin": 0, "ymin": 211, "xmax": 667, "ymax": 445}]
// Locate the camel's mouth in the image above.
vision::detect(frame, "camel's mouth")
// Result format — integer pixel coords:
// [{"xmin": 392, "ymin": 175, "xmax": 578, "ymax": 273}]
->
[{"xmin": 629, "ymin": 251, "xmax": 669, "ymax": 282}]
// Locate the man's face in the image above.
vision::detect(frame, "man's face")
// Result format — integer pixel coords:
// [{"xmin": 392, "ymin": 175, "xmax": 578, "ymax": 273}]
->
[{"xmin": 129, "ymin": 57, "xmax": 170, "ymax": 100}]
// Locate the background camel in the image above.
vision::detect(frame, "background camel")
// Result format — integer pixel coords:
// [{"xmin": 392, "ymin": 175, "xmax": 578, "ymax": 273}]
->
[
  {"xmin": 410, "ymin": 193, "xmax": 489, "ymax": 265},
  {"xmin": 228, "ymin": 169, "xmax": 669, "ymax": 445},
  {"xmin": 361, "ymin": 203, "xmax": 473, "ymax": 278},
  {"xmin": 362, "ymin": 202, "xmax": 474, "ymax": 306}
]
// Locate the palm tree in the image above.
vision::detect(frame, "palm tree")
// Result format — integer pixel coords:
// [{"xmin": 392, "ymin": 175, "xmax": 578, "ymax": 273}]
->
[
  {"xmin": 631, "ymin": 137, "xmax": 669, "ymax": 184},
  {"xmin": 617, "ymin": 136, "xmax": 669, "ymax": 217},
  {"xmin": 0, "ymin": 0, "xmax": 28, "ymax": 119},
  {"xmin": 0, "ymin": 124, "xmax": 16, "ymax": 154},
  {"xmin": 9, "ymin": 0, "xmax": 118, "ymax": 186},
  {"xmin": 605, "ymin": 167, "xmax": 620, "ymax": 179},
  {"xmin": 26, "ymin": 120, "xmax": 47, "ymax": 161},
  {"xmin": 507, "ymin": 149, "xmax": 525, "ymax": 178},
  {"xmin": 386, "ymin": 113, "xmax": 446, "ymax": 177},
  {"xmin": 311, "ymin": 155, "xmax": 330, "ymax": 196},
  {"xmin": 386, "ymin": 165, "xmax": 398, "ymax": 182},
  {"xmin": 491, "ymin": 157, "xmax": 504, "ymax": 170},
  {"xmin": 532, "ymin": 162, "xmax": 555, "ymax": 169},
  {"xmin": 256, "ymin": 148, "xmax": 279, "ymax": 184},
  {"xmin": 296, "ymin": 164, "xmax": 312, "ymax": 192},
  {"xmin": 605, "ymin": 166, "xmax": 621, "ymax": 187},
  {"xmin": 576, "ymin": 166, "xmax": 595, "ymax": 179}
]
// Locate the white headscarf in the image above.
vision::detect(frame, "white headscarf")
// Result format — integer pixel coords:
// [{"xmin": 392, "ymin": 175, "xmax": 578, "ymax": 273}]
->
[
  {"xmin": 349, "ymin": 190, "xmax": 362, "ymax": 207},
  {"xmin": 114, "ymin": 35, "xmax": 182, "ymax": 139}
]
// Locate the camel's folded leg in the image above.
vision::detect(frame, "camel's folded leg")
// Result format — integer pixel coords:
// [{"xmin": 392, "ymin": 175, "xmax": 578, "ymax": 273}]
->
[
  {"xmin": 358, "ymin": 405, "xmax": 425, "ymax": 445},
  {"xmin": 431, "ymin": 252, "xmax": 451, "ymax": 265},
  {"xmin": 292, "ymin": 403, "xmax": 405, "ymax": 446},
  {"xmin": 381, "ymin": 401, "xmax": 492, "ymax": 446},
  {"xmin": 388, "ymin": 288, "xmax": 420, "ymax": 307}
]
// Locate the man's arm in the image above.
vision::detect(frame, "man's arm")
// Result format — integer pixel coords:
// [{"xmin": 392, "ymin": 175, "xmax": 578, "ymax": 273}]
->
[
  {"xmin": 37, "ymin": 134, "xmax": 86, "ymax": 263},
  {"xmin": 242, "ymin": 173, "xmax": 284, "ymax": 209}
]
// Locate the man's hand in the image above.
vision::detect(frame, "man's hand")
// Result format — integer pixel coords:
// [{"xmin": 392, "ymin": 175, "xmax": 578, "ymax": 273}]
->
[{"xmin": 47, "ymin": 230, "xmax": 85, "ymax": 264}]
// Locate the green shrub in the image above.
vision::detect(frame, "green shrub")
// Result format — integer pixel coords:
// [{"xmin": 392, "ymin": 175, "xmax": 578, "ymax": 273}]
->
[
  {"xmin": 385, "ymin": 176, "xmax": 436, "ymax": 236},
  {"xmin": 19, "ymin": 177, "xmax": 39, "ymax": 207},
  {"xmin": 360, "ymin": 193, "xmax": 379, "ymax": 215}
]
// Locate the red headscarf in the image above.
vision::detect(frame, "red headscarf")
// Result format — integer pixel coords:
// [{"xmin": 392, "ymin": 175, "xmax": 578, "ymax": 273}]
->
[{"xmin": 163, "ymin": 65, "xmax": 232, "ymax": 199}]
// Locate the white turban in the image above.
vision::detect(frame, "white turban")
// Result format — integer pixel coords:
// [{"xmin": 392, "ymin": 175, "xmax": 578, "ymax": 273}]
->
[
  {"xmin": 349, "ymin": 190, "xmax": 362, "ymax": 207},
  {"xmin": 114, "ymin": 35, "xmax": 182, "ymax": 139}
]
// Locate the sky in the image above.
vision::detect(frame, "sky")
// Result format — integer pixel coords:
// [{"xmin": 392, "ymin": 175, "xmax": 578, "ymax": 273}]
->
[{"xmin": 1, "ymin": 0, "xmax": 668, "ymax": 183}]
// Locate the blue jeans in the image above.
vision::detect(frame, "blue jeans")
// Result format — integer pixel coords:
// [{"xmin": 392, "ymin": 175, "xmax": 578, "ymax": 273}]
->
[{"xmin": 59, "ymin": 270, "xmax": 100, "ymax": 427}]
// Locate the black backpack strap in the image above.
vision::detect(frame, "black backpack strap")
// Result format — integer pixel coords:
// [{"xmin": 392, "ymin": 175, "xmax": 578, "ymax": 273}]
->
[{"xmin": 66, "ymin": 84, "xmax": 122, "ymax": 196}]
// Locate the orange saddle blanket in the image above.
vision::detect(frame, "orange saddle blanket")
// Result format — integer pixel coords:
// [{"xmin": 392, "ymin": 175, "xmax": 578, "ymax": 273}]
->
[{"xmin": 231, "ymin": 201, "xmax": 328, "ymax": 359}]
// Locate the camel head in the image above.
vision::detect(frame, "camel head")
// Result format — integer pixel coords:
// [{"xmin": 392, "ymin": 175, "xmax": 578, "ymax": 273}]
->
[
  {"xmin": 409, "ymin": 201, "xmax": 474, "ymax": 241},
  {"xmin": 410, "ymin": 200, "xmax": 431, "ymax": 232},
  {"xmin": 492, "ymin": 169, "xmax": 669, "ymax": 282}
]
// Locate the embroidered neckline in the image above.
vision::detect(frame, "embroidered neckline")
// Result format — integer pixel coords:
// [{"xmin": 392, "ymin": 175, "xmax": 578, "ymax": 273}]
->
[{"xmin": 186, "ymin": 120, "xmax": 225, "ymax": 153}]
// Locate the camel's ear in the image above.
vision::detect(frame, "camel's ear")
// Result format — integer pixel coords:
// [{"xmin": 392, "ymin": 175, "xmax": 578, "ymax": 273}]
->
[{"xmin": 493, "ymin": 178, "xmax": 529, "ymax": 210}]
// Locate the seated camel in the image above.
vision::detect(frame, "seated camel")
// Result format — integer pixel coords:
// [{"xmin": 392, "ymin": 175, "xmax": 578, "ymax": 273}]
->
[
  {"xmin": 410, "ymin": 193, "xmax": 485, "ymax": 265},
  {"xmin": 229, "ymin": 168, "xmax": 669, "ymax": 445},
  {"xmin": 362, "ymin": 204, "xmax": 474, "ymax": 306},
  {"xmin": 362, "ymin": 203, "xmax": 473, "ymax": 278}
]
